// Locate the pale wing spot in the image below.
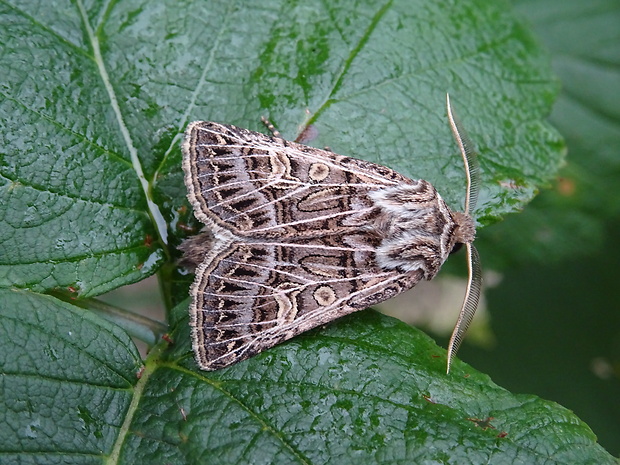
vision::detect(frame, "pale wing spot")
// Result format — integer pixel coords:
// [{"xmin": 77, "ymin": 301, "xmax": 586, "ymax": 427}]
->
[
  {"xmin": 274, "ymin": 282, "xmax": 300, "ymax": 323},
  {"xmin": 308, "ymin": 162, "xmax": 330, "ymax": 181},
  {"xmin": 313, "ymin": 285, "xmax": 337, "ymax": 306}
]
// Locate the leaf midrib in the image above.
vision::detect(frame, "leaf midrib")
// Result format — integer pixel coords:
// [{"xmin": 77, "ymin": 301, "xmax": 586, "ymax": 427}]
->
[{"xmin": 75, "ymin": 0, "xmax": 169, "ymax": 245}]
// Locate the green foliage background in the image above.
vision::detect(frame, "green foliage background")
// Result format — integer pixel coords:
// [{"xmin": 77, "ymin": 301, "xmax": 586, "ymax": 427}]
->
[
  {"xmin": 0, "ymin": 0, "xmax": 618, "ymax": 463},
  {"xmin": 471, "ymin": 0, "xmax": 620, "ymax": 455}
]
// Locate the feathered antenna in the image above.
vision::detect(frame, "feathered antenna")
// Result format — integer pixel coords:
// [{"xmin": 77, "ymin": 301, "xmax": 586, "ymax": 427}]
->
[{"xmin": 445, "ymin": 94, "xmax": 482, "ymax": 374}]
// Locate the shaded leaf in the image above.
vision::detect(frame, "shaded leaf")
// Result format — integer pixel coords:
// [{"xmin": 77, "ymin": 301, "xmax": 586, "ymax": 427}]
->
[
  {"xmin": 467, "ymin": 0, "xmax": 620, "ymax": 455},
  {"xmin": 479, "ymin": 0, "xmax": 620, "ymax": 267}
]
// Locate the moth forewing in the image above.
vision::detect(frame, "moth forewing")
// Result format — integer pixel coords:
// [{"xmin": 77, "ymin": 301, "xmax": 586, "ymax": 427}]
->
[{"xmin": 181, "ymin": 96, "xmax": 481, "ymax": 372}]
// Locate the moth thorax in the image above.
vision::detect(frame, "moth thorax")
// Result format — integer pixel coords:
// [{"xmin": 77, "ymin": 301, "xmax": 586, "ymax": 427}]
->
[
  {"xmin": 369, "ymin": 182, "xmax": 459, "ymax": 280},
  {"xmin": 451, "ymin": 211, "xmax": 476, "ymax": 244}
]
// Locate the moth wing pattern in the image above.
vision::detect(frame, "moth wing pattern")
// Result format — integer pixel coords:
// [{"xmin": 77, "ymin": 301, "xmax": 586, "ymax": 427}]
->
[
  {"xmin": 182, "ymin": 121, "xmax": 464, "ymax": 370},
  {"xmin": 189, "ymin": 241, "xmax": 425, "ymax": 370},
  {"xmin": 183, "ymin": 122, "xmax": 411, "ymax": 238}
]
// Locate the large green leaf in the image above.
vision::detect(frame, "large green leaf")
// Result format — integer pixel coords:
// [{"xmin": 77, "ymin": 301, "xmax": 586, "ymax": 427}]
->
[
  {"xmin": 0, "ymin": 0, "xmax": 562, "ymax": 297},
  {"xmin": 2, "ymin": 0, "xmax": 610, "ymax": 463},
  {"xmin": 1, "ymin": 289, "xmax": 615, "ymax": 464}
]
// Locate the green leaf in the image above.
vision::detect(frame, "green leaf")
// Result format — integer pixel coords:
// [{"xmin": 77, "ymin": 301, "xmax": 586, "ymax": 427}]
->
[
  {"xmin": 2, "ymin": 0, "xmax": 610, "ymax": 463},
  {"xmin": 0, "ymin": 3, "xmax": 167, "ymax": 297},
  {"xmin": 1, "ymin": 0, "xmax": 562, "ymax": 298},
  {"xmin": 1, "ymin": 290, "xmax": 615, "ymax": 464},
  {"xmin": 468, "ymin": 0, "xmax": 620, "ymax": 456},
  {"xmin": 0, "ymin": 289, "xmax": 143, "ymax": 463}
]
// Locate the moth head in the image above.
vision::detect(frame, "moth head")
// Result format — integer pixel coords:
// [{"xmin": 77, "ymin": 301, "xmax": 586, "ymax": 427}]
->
[{"xmin": 451, "ymin": 211, "xmax": 476, "ymax": 248}]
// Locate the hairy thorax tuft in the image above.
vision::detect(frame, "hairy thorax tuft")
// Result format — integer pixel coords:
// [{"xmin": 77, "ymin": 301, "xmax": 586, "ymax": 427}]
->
[
  {"xmin": 451, "ymin": 211, "xmax": 476, "ymax": 244},
  {"xmin": 368, "ymin": 181, "xmax": 472, "ymax": 280}
]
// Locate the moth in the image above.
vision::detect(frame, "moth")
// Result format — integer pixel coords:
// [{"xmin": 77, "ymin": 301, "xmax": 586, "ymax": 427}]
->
[{"xmin": 180, "ymin": 95, "xmax": 482, "ymax": 373}]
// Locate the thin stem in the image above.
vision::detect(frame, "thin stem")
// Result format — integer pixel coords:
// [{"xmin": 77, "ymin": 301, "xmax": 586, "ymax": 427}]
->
[{"xmin": 53, "ymin": 292, "xmax": 168, "ymax": 346}]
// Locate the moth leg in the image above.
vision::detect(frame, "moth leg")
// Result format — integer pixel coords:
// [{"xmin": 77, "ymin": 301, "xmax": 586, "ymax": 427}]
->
[
  {"xmin": 261, "ymin": 116, "xmax": 332, "ymax": 152},
  {"xmin": 260, "ymin": 116, "xmax": 282, "ymax": 138}
]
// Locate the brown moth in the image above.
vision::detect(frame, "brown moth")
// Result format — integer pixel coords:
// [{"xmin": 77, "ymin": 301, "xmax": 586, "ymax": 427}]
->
[{"xmin": 180, "ymin": 95, "xmax": 482, "ymax": 373}]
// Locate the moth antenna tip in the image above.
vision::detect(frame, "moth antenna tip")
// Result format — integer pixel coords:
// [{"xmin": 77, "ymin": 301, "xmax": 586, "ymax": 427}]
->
[{"xmin": 445, "ymin": 95, "xmax": 480, "ymax": 216}]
